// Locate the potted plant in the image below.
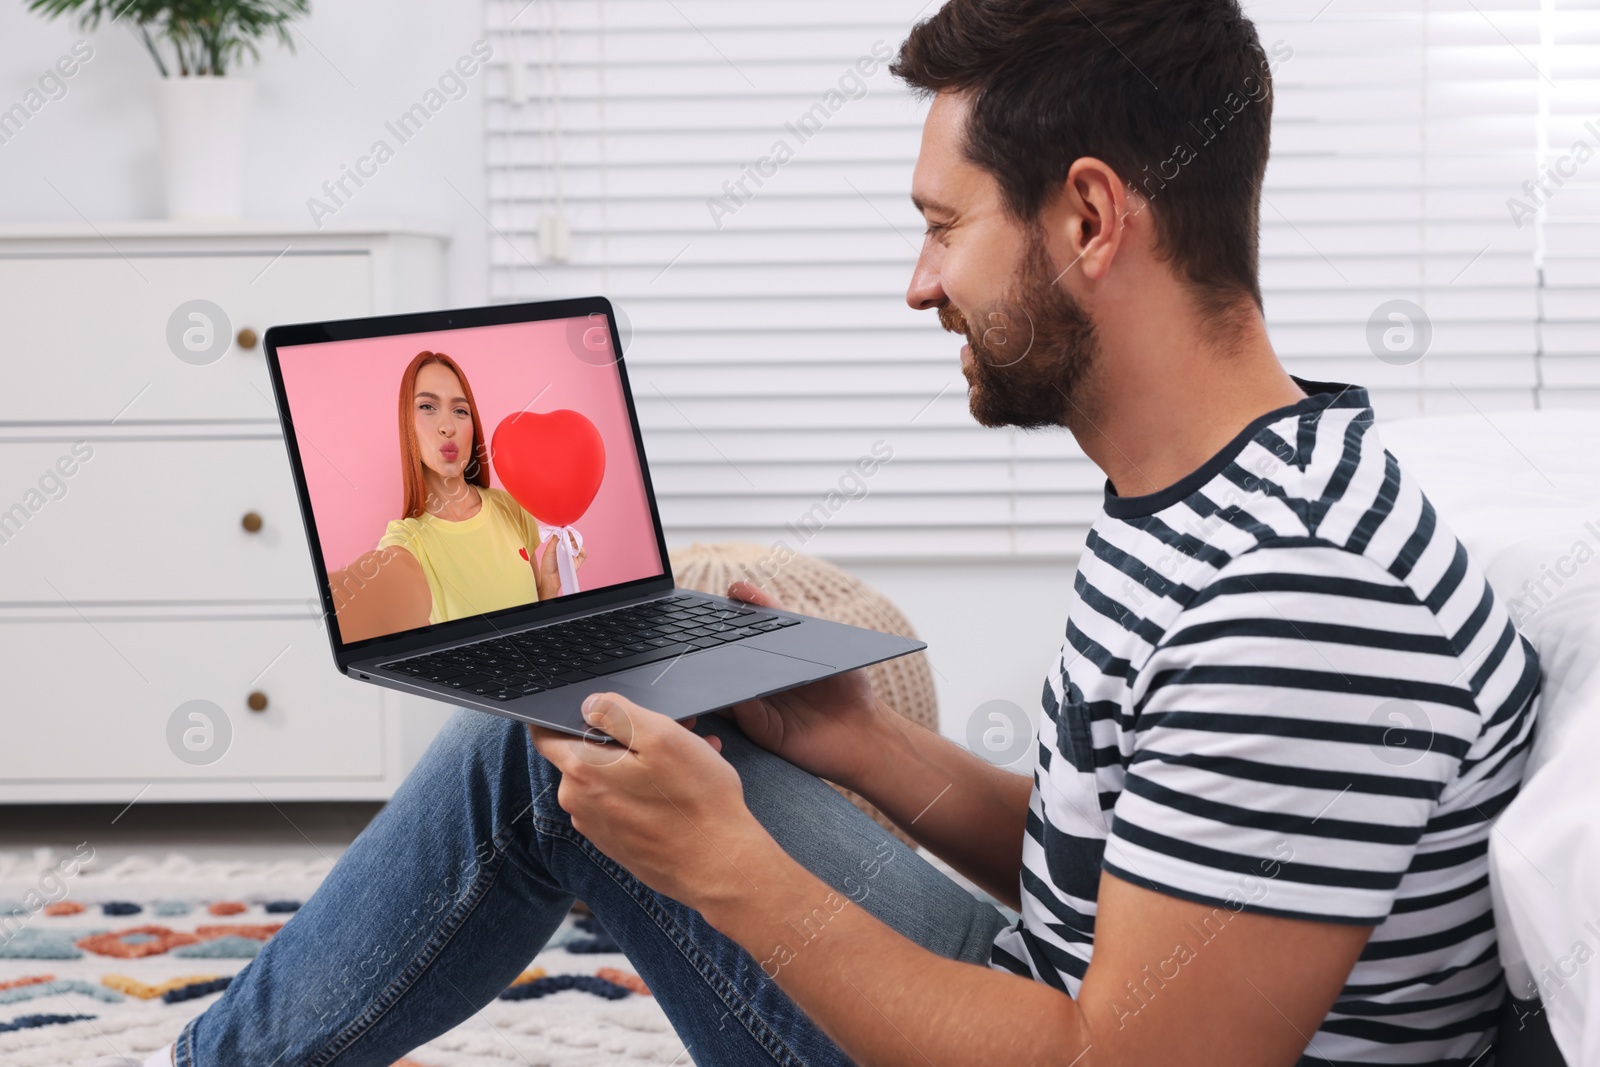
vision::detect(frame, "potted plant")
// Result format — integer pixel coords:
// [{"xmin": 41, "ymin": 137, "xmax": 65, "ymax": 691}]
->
[{"xmin": 26, "ymin": 0, "xmax": 311, "ymax": 219}]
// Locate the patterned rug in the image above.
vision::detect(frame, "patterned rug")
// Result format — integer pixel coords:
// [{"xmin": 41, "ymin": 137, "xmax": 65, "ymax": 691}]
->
[{"xmin": 0, "ymin": 849, "xmax": 686, "ymax": 1065}]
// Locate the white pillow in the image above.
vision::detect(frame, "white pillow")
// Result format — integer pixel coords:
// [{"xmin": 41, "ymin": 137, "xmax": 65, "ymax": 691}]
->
[{"xmin": 1382, "ymin": 410, "xmax": 1600, "ymax": 1065}]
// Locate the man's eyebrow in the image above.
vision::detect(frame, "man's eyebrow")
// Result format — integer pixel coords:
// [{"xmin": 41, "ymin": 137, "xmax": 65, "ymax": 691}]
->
[{"xmin": 911, "ymin": 193, "xmax": 953, "ymax": 216}]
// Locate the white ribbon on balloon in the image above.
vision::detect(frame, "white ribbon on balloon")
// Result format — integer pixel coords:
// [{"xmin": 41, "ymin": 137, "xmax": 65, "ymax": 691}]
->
[{"xmin": 542, "ymin": 524, "xmax": 585, "ymax": 596}]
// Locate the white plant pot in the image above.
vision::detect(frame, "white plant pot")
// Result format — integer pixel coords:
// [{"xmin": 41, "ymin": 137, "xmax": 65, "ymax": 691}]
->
[{"xmin": 154, "ymin": 76, "xmax": 255, "ymax": 220}]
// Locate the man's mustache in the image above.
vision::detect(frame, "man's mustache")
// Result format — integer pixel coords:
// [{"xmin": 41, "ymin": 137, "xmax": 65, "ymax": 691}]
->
[{"xmin": 938, "ymin": 303, "xmax": 968, "ymax": 339}]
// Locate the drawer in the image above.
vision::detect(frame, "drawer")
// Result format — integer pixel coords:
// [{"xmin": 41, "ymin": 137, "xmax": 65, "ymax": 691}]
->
[
  {"xmin": 0, "ymin": 437, "xmax": 317, "ymax": 604},
  {"xmin": 0, "ymin": 251, "xmax": 371, "ymax": 424},
  {"xmin": 0, "ymin": 615, "xmax": 382, "ymax": 782}
]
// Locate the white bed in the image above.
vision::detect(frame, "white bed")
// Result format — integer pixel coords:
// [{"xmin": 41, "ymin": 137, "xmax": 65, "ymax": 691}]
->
[{"xmin": 1382, "ymin": 409, "xmax": 1600, "ymax": 1066}]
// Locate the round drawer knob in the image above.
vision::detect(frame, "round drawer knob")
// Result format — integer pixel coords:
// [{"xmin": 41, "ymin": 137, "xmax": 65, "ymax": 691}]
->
[
  {"xmin": 247, "ymin": 691, "xmax": 269, "ymax": 713},
  {"xmin": 237, "ymin": 327, "xmax": 258, "ymax": 350},
  {"xmin": 241, "ymin": 512, "xmax": 263, "ymax": 533}
]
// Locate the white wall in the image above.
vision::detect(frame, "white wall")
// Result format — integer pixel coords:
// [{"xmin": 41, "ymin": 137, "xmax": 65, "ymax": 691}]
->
[{"xmin": 0, "ymin": 0, "xmax": 489, "ymax": 306}]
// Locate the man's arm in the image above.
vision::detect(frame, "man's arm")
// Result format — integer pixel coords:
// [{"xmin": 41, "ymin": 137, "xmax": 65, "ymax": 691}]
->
[
  {"xmin": 844, "ymin": 706, "xmax": 1032, "ymax": 910},
  {"xmin": 704, "ymin": 839, "xmax": 1370, "ymax": 1067},
  {"xmin": 534, "ymin": 697, "xmax": 1373, "ymax": 1067}
]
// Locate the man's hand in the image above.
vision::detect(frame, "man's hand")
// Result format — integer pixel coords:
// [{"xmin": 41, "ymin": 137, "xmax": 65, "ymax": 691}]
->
[
  {"xmin": 719, "ymin": 580, "xmax": 895, "ymax": 790},
  {"xmin": 529, "ymin": 693, "xmax": 774, "ymax": 911},
  {"xmin": 723, "ymin": 579, "xmax": 1031, "ymax": 908}
]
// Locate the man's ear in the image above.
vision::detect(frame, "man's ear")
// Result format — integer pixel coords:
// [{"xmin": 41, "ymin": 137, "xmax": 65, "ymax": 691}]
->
[{"xmin": 1042, "ymin": 157, "xmax": 1133, "ymax": 285}]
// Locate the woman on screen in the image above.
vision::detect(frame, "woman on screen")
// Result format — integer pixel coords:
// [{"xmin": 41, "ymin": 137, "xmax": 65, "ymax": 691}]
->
[{"xmin": 331, "ymin": 351, "xmax": 586, "ymax": 642}]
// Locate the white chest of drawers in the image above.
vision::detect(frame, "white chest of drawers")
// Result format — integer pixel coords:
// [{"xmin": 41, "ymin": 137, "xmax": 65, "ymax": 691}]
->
[{"xmin": 0, "ymin": 222, "xmax": 458, "ymax": 802}]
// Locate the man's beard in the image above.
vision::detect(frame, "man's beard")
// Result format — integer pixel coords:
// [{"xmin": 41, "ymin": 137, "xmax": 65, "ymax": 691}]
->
[{"xmin": 940, "ymin": 229, "xmax": 1100, "ymax": 430}]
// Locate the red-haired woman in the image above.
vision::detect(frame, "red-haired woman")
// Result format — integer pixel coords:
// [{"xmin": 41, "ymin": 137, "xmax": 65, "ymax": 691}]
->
[{"xmin": 330, "ymin": 352, "xmax": 585, "ymax": 643}]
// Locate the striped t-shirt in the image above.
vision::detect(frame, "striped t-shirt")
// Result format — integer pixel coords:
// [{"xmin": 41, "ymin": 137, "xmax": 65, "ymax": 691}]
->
[{"xmin": 989, "ymin": 380, "xmax": 1540, "ymax": 1064}]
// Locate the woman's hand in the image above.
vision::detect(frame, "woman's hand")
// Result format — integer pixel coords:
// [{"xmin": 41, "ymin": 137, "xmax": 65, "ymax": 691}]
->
[
  {"xmin": 534, "ymin": 530, "xmax": 587, "ymax": 599},
  {"xmin": 717, "ymin": 580, "xmax": 896, "ymax": 791}
]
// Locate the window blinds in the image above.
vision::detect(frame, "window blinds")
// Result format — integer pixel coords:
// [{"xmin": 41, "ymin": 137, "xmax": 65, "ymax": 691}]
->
[
  {"xmin": 1539, "ymin": 0, "xmax": 1600, "ymax": 404},
  {"xmin": 483, "ymin": 0, "xmax": 1593, "ymax": 560}
]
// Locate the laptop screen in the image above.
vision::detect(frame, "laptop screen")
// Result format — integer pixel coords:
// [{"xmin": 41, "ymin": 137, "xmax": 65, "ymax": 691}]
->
[{"xmin": 273, "ymin": 309, "xmax": 666, "ymax": 650}]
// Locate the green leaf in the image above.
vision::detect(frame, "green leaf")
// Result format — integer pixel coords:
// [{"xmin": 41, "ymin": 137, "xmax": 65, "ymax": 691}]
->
[{"xmin": 24, "ymin": 0, "xmax": 312, "ymax": 77}]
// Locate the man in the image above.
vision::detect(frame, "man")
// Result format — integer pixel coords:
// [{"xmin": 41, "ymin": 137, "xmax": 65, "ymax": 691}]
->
[{"xmin": 129, "ymin": 0, "xmax": 1539, "ymax": 1064}]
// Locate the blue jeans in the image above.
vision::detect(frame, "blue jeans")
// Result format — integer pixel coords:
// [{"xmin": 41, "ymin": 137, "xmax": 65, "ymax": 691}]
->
[{"xmin": 175, "ymin": 709, "xmax": 1012, "ymax": 1066}]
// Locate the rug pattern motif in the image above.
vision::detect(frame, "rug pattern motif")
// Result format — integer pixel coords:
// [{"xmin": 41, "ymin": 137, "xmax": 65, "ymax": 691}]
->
[{"xmin": 0, "ymin": 852, "xmax": 687, "ymax": 1066}]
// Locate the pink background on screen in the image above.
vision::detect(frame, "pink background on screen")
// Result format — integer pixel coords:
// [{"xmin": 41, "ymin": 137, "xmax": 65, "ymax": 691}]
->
[{"xmin": 276, "ymin": 317, "xmax": 664, "ymax": 594}]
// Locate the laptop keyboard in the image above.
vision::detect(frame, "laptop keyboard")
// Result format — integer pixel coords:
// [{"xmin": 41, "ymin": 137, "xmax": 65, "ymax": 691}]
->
[{"xmin": 377, "ymin": 594, "xmax": 801, "ymax": 702}]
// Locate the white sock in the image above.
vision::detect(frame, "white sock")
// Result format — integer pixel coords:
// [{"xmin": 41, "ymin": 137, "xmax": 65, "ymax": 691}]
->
[{"xmin": 143, "ymin": 1045, "xmax": 175, "ymax": 1067}]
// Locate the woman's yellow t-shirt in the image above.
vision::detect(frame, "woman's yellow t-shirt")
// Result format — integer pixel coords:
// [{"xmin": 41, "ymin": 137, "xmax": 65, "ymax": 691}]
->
[{"xmin": 377, "ymin": 486, "xmax": 544, "ymax": 626}]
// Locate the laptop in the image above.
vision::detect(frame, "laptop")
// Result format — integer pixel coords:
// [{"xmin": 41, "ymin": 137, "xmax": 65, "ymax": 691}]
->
[{"xmin": 263, "ymin": 296, "xmax": 925, "ymax": 738}]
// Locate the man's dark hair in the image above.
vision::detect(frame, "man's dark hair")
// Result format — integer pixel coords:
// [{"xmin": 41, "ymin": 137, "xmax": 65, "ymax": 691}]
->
[{"xmin": 892, "ymin": 0, "xmax": 1278, "ymax": 319}]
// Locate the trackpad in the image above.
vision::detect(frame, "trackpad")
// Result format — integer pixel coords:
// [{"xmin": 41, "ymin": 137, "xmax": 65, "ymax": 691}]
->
[{"xmin": 604, "ymin": 645, "xmax": 831, "ymax": 719}]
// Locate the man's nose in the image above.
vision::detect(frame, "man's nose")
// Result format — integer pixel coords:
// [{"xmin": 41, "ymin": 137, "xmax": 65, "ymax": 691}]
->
[{"xmin": 906, "ymin": 254, "xmax": 944, "ymax": 311}]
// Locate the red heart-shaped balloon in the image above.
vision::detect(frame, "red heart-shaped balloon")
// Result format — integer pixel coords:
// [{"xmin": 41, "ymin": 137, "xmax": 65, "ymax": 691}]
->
[{"xmin": 491, "ymin": 409, "xmax": 606, "ymax": 527}]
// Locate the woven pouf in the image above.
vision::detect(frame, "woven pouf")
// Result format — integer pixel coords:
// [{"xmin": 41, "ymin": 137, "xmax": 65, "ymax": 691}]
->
[{"xmin": 669, "ymin": 541, "xmax": 936, "ymax": 847}]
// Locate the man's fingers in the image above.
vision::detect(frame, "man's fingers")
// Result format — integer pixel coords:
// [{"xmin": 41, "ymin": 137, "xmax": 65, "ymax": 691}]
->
[
  {"xmin": 534, "ymin": 695, "xmax": 693, "ymax": 770},
  {"xmin": 581, "ymin": 691, "xmax": 674, "ymax": 751},
  {"xmin": 727, "ymin": 579, "xmax": 783, "ymax": 610},
  {"xmin": 529, "ymin": 724, "xmax": 589, "ymax": 771},
  {"xmin": 715, "ymin": 698, "xmax": 753, "ymax": 721}
]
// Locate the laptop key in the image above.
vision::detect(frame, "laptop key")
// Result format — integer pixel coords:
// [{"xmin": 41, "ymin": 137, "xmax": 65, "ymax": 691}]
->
[{"xmin": 579, "ymin": 642, "xmax": 696, "ymax": 676}]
